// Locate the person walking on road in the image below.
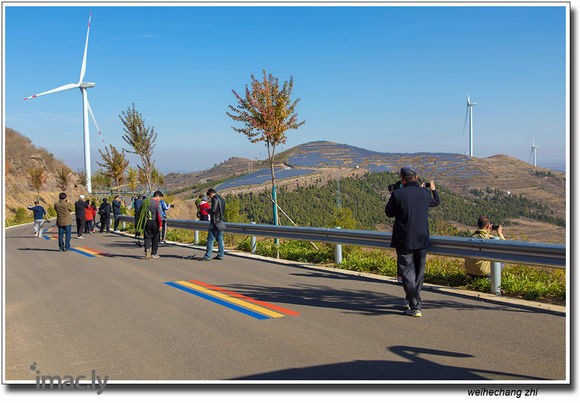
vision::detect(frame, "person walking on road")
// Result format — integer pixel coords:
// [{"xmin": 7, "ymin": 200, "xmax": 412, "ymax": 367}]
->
[
  {"xmin": 54, "ymin": 192, "xmax": 74, "ymax": 252},
  {"xmin": 27, "ymin": 200, "xmax": 48, "ymax": 237},
  {"xmin": 385, "ymin": 166, "xmax": 440, "ymax": 318},
  {"xmin": 132, "ymin": 195, "xmax": 146, "ymax": 246},
  {"xmin": 74, "ymin": 195, "xmax": 88, "ymax": 239},
  {"xmin": 159, "ymin": 196, "xmax": 174, "ymax": 243},
  {"xmin": 112, "ymin": 195, "xmax": 123, "ymax": 232},
  {"xmin": 98, "ymin": 198, "xmax": 112, "ymax": 233},
  {"xmin": 201, "ymin": 188, "xmax": 226, "ymax": 261},
  {"xmin": 136, "ymin": 191, "xmax": 164, "ymax": 259},
  {"xmin": 84, "ymin": 200, "xmax": 95, "ymax": 234}
]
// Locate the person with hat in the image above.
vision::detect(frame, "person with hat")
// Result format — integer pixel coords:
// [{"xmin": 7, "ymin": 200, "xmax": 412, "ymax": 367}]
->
[
  {"xmin": 385, "ymin": 166, "xmax": 440, "ymax": 318},
  {"xmin": 74, "ymin": 194, "xmax": 88, "ymax": 239}
]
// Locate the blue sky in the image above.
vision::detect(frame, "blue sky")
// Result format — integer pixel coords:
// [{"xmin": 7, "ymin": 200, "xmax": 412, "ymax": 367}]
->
[{"xmin": 3, "ymin": 3, "xmax": 568, "ymax": 173}]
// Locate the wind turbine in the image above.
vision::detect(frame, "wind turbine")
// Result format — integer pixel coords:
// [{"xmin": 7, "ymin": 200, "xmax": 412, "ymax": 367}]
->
[
  {"xmin": 464, "ymin": 93, "xmax": 476, "ymax": 157},
  {"xmin": 24, "ymin": 13, "xmax": 102, "ymax": 194},
  {"xmin": 530, "ymin": 138, "xmax": 539, "ymax": 167}
]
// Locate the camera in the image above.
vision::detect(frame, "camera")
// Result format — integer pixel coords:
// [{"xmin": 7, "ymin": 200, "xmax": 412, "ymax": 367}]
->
[
  {"xmin": 422, "ymin": 182, "xmax": 431, "ymax": 188},
  {"xmin": 388, "ymin": 181, "xmax": 402, "ymax": 192},
  {"xmin": 492, "ymin": 224, "xmax": 500, "ymax": 231}
]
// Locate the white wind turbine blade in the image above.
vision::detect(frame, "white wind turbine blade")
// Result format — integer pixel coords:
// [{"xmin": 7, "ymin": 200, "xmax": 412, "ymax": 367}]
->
[
  {"xmin": 86, "ymin": 97, "xmax": 105, "ymax": 144},
  {"xmin": 24, "ymin": 82, "xmax": 80, "ymax": 100},
  {"xmin": 79, "ymin": 13, "xmax": 92, "ymax": 83}
]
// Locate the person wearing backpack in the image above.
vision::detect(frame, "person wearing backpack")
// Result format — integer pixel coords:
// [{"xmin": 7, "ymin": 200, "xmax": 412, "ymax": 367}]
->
[{"xmin": 135, "ymin": 191, "xmax": 164, "ymax": 259}]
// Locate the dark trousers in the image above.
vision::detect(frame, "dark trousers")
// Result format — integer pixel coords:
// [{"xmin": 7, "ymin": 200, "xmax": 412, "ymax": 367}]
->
[
  {"xmin": 114, "ymin": 214, "xmax": 121, "ymax": 231},
  {"xmin": 161, "ymin": 218, "xmax": 167, "ymax": 241},
  {"xmin": 76, "ymin": 216, "xmax": 85, "ymax": 237},
  {"xmin": 134, "ymin": 214, "xmax": 141, "ymax": 237},
  {"xmin": 396, "ymin": 248, "xmax": 427, "ymax": 310},
  {"xmin": 144, "ymin": 220, "xmax": 160, "ymax": 255},
  {"xmin": 100, "ymin": 215, "xmax": 110, "ymax": 232}
]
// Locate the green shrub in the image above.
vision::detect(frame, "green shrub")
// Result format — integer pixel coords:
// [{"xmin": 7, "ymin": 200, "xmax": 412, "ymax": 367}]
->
[{"xmin": 339, "ymin": 249, "xmax": 397, "ymax": 277}]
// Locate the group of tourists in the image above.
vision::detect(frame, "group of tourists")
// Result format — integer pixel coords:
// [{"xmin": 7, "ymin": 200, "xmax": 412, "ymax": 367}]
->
[
  {"xmin": 31, "ymin": 167, "xmax": 505, "ymax": 318},
  {"xmin": 36, "ymin": 187, "xmax": 226, "ymax": 263}
]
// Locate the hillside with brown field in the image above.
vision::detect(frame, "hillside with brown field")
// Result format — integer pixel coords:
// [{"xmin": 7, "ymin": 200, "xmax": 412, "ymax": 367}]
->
[
  {"xmin": 4, "ymin": 130, "xmax": 565, "ymax": 244},
  {"xmin": 4, "ymin": 128, "xmax": 87, "ymax": 218}
]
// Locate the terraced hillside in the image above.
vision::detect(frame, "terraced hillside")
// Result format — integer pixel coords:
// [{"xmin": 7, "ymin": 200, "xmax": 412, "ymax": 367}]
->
[{"xmin": 165, "ymin": 141, "xmax": 565, "ymax": 223}]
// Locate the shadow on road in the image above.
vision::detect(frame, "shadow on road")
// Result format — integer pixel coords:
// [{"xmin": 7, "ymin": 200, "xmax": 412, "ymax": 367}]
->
[
  {"xmin": 17, "ymin": 247, "xmax": 60, "ymax": 253},
  {"xmin": 233, "ymin": 345, "xmax": 546, "ymax": 381},
  {"xmin": 219, "ymin": 268, "xmax": 564, "ymax": 317}
]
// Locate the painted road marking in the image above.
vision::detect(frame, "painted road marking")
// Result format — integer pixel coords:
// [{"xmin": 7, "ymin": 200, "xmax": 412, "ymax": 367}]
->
[
  {"xmin": 190, "ymin": 280, "xmax": 300, "ymax": 316},
  {"xmin": 165, "ymin": 280, "xmax": 300, "ymax": 320},
  {"xmin": 42, "ymin": 228, "xmax": 109, "ymax": 258}
]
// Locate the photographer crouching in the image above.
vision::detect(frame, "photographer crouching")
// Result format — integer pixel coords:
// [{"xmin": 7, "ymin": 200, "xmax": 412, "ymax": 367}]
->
[
  {"xmin": 463, "ymin": 215, "xmax": 506, "ymax": 280},
  {"xmin": 385, "ymin": 166, "xmax": 441, "ymax": 318}
]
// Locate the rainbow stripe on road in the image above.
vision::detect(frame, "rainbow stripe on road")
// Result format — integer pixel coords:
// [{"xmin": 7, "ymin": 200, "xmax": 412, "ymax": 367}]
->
[
  {"xmin": 165, "ymin": 280, "xmax": 300, "ymax": 320},
  {"xmin": 42, "ymin": 229, "xmax": 110, "ymax": 257}
]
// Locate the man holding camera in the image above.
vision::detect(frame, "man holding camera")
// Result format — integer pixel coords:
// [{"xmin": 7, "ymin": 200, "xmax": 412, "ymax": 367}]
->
[
  {"xmin": 464, "ymin": 215, "xmax": 505, "ymax": 278},
  {"xmin": 385, "ymin": 166, "xmax": 440, "ymax": 318}
]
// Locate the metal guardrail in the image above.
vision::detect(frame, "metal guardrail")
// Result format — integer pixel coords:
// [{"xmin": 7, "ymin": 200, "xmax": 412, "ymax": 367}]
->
[{"xmin": 118, "ymin": 215, "xmax": 566, "ymax": 268}]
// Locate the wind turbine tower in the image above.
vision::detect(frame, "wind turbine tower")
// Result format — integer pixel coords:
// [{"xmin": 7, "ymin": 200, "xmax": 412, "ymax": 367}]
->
[
  {"xmin": 24, "ymin": 14, "xmax": 102, "ymax": 194},
  {"xmin": 530, "ymin": 138, "xmax": 539, "ymax": 167},
  {"xmin": 466, "ymin": 94, "xmax": 476, "ymax": 157}
]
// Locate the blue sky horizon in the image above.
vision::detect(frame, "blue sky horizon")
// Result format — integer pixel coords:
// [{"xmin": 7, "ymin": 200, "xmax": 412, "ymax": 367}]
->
[{"xmin": 3, "ymin": 2, "xmax": 569, "ymax": 173}]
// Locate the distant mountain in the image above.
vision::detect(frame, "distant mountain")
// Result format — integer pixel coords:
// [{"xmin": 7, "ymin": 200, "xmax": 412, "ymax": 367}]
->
[{"xmin": 164, "ymin": 140, "xmax": 565, "ymax": 221}]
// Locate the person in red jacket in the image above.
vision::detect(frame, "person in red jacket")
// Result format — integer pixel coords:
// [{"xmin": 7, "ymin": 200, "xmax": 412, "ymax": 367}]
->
[
  {"xmin": 90, "ymin": 201, "xmax": 98, "ymax": 233},
  {"xmin": 85, "ymin": 200, "xmax": 95, "ymax": 234},
  {"xmin": 198, "ymin": 196, "xmax": 211, "ymax": 221}
]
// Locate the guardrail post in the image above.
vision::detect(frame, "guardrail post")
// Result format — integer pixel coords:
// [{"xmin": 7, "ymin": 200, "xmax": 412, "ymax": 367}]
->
[
  {"xmin": 335, "ymin": 227, "xmax": 343, "ymax": 265},
  {"xmin": 490, "ymin": 235, "xmax": 502, "ymax": 295},
  {"xmin": 194, "ymin": 229, "xmax": 199, "ymax": 245},
  {"xmin": 491, "ymin": 261, "xmax": 502, "ymax": 295},
  {"xmin": 250, "ymin": 222, "xmax": 257, "ymax": 254}
]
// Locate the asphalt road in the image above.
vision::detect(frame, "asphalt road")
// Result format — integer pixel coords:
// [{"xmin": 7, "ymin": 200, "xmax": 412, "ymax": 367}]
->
[{"xmin": 4, "ymin": 222, "xmax": 567, "ymax": 382}]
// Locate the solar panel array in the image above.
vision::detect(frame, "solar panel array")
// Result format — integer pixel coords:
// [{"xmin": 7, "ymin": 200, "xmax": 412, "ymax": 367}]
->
[{"xmin": 217, "ymin": 168, "xmax": 315, "ymax": 190}]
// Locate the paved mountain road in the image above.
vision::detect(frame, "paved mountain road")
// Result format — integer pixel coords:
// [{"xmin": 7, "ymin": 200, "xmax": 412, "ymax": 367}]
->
[{"xmin": 4, "ymin": 223, "xmax": 566, "ymax": 382}]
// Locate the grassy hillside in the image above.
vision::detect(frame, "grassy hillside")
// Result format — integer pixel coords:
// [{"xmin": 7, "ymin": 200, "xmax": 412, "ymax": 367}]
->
[{"xmin": 224, "ymin": 171, "xmax": 565, "ymax": 243}]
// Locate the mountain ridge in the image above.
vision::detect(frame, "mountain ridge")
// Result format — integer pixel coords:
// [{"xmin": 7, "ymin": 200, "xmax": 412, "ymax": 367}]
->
[{"xmin": 164, "ymin": 140, "xmax": 565, "ymax": 222}]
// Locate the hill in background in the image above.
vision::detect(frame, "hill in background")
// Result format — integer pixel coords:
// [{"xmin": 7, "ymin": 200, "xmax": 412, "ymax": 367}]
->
[
  {"xmin": 4, "ymin": 128, "xmax": 85, "ymax": 217},
  {"xmin": 4, "ymin": 129, "xmax": 565, "ymax": 243},
  {"xmin": 165, "ymin": 140, "xmax": 565, "ymax": 220}
]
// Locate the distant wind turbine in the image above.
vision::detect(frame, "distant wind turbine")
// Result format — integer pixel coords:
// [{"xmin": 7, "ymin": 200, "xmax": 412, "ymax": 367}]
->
[
  {"xmin": 530, "ymin": 138, "xmax": 539, "ymax": 167},
  {"xmin": 24, "ymin": 13, "xmax": 102, "ymax": 194},
  {"xmin": 464, "ymin": 93, "xmax": 476, "ymax": 157}
]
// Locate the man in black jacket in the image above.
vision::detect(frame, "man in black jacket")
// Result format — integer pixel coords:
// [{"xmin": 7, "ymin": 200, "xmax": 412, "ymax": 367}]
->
[
  {"xmin": 98, "ymin": 198, "xmax": 112, "ymax": 233},
  {"xmin": 112, "ymin": 195, "xmax": 123, "ymax": 232},
  {"xmin": 201, "ymin": 188, "xmax": 226, "ymax": 261},
  {"xmin": 74, "ymin": 195, "xmax": 88, "ymax": 239},
  {"xmin": 385, "ymin": 166, "xmax": 440, "ymax": 318}
]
